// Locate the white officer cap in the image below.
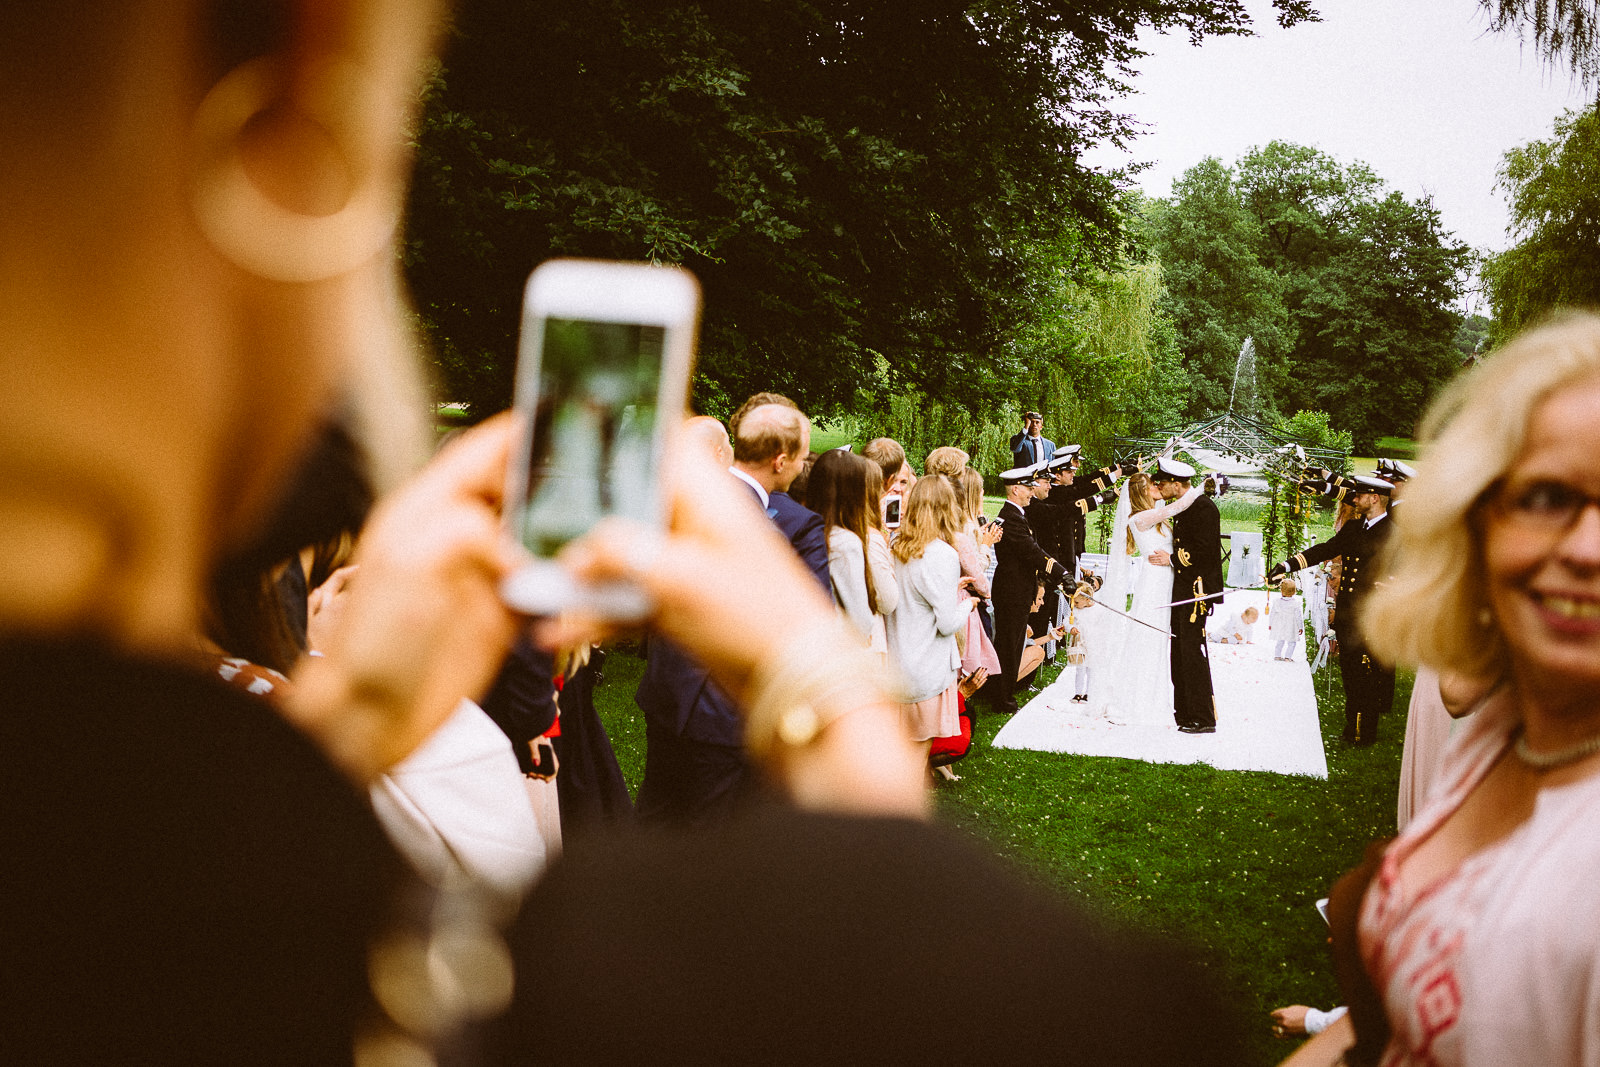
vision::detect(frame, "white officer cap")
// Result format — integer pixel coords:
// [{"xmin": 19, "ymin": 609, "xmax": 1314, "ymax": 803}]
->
[{"xmin": 1153, "ymin": 457, "xmax": 1196, "ymax": 480}]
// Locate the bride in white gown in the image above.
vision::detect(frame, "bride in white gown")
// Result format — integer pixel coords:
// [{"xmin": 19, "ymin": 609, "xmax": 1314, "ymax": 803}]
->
[{"xmin": 1089, "ymin": 473, "xmax": 1201, "ymax": 726}]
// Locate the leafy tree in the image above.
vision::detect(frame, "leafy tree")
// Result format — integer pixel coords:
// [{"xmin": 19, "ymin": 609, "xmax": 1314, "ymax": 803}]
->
[
  {"xmin": 404, "ymin": 0, "xmax": 1320, "ymax": 419},
  {"xmin": 853, "ymin": 253, "xmax": 1189, "ymax": 478},
  {"xmin": 1139, "ymin": 161, "xmax": 1292, "ymax": 417},
  {"xmin": 1454, "ymin": 313, "xmax": 1492, "ymax": 358},
  {"xmin": 1482, "ymin": 104, "xmax": 1600, "ymax": 340},
  {"xmin": 1284, "ymin": 191, "xmax": 1470, "ymax": 451},
  {"xmin": 1141, "ymin": 143, "xmax": 1469, "ymax": 452},
  {"xmin": 1478, "ymin": 0, "xmax": 1600, "ymax": 84}
]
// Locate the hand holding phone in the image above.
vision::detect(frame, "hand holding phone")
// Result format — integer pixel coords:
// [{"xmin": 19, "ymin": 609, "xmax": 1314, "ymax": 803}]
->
[{"xmin": 500, "ymin": 259, "xmax": 699, "ymax": 620}]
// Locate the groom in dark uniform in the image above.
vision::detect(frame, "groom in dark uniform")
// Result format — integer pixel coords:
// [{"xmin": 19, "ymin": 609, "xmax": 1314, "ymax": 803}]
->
[
  {"xmin": 1269, "ymin": 474, "xmax": 1396, "ymax": 745},
  {"xmin": 1150, "ymin": 458, "xmax": 1224, "ymax": 734}
]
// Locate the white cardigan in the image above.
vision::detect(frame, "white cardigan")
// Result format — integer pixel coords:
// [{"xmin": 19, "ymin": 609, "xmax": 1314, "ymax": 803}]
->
[
  {"xmin": 830, "ymin": 527, "xmax": 900, "ymax": 651},
  {"xmin": 884, "ymin": 539, "xmax": 965, "ymax": 703},
  {"xmin": 828, "ymin": 527, "xmax": 874, "ymax": 641}
]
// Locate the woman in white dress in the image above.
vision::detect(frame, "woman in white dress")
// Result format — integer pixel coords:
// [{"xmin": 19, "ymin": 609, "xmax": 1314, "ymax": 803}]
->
[{"xmin": 1089, "ymin": 471, "xmax": 1201, "ymax": 726}]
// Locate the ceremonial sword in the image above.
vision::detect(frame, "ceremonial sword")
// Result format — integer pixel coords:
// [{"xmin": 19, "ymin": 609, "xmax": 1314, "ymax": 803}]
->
[
  {"xmin": 1084, "ymin": 594, "xmax": 1172, "ymax": 637},
  {"xmin": 1155, "ymin": 583, "xmax": 1294, "ymax": 611}
]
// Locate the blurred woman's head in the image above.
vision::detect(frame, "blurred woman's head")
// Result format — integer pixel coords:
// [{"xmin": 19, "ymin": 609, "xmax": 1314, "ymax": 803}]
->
[
  {"xmin": 1366, "ymin": 312, "xmax": 1600, "ymax": 690},
  {"xmin": 893, "ymin": 476, "xmax": 962, "ymax": 563},
  {"xmin": 953, "ymin": 468, "xmax": 984, "ymax": 523},
  {"xmin": 0, "ymin": 0, "xmax": 438, "ymax": 645},
  {"xmin": 924, "ymin": 446, "xmax": 968, "ymax": 479}
]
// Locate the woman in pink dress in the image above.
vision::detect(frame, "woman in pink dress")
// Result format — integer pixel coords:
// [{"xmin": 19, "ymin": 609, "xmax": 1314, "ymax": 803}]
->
[
  {"xmin": 951, "ymin": 467, "xmax": 1002, "ymax": 679},
  {"xmin": 1293, "ymin": 313, "xmax": 1600, "ymax": 1066}
]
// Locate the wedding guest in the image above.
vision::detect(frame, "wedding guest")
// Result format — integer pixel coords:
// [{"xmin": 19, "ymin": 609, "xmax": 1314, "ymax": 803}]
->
[
  {"xmin": 863, "ymin": 436, "xmax": 912, "ymax": 496},
  {"xmin": 950, "ymin": 467, "xmax": 1002, "ymax": 674},
  {"xmin": 786, "ymin": 450, "xmax": 823, "ymax": 508},
  {"xmin": 634, "ymin": 393, "xmax": 827, "ymax": 824},
  {"xmin": 0, "ymin": 2, "xmax": 529, "ymax": 1055},
  {"xmin": 925, "ymin": 445, "xmax": 969, "ymax": 478},
  {"xmin": 864, "ymin": 436, "xmax": 912, "ymax": 532},
  {"xmin": 1010, "ymin": 409, "xmax": 1055, "ymax": 468},
  {"xmin": 1017, "ymin": 581, "xmax": 1070, "ymax": 690},
  {"xmin": 683, "ymin": 414, "xmax": 734, "ymax": 469},
  {"xmin": 885, "ymin": 477, "xmax": 973, "ymax": 750},
  {"xmin": 810, "ymin": 449, "xmax": 888, "ymax": 645},
  {"xmin": 1301, "ymin": 313, "xmax": 1600, "ymax": 1067}
]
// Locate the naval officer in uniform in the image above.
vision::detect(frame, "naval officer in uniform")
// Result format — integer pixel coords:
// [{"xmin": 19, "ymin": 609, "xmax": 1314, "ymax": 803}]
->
[
  {"xmin": 992, "ymin": 463, "xmax": 1070, "ymax": 714},
  {"xmin": 1150, "ymin": 458, "xmax": 1224, "ymax": 733},
  {"xmin": 1269, "ymin": 474, "xmax": 1396, "ymax": 745}
]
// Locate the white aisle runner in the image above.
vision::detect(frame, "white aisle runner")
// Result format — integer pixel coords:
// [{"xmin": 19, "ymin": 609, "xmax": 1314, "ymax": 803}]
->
[{"xmin": 992, "ymin": 590, "xmax": 1328, "ymax": 778}]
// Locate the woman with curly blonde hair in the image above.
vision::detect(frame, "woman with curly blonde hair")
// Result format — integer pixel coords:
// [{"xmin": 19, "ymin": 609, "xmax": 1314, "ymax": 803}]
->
[{"xmin": 1305, "ymin": 312, "xmax": 1600, "ymax": 1067}]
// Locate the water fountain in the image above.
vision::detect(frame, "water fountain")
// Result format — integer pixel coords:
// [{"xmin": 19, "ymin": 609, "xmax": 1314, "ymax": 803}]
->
[{"xmin": 1227, "ymin": 336, "xmax": 1258, "ymax": 421}]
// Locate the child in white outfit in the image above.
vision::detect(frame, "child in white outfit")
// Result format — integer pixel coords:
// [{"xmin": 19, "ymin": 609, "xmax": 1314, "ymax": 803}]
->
[
  {"xmin": 1209, "ymin": 606, "xmax": 1259, "ymax": 644},
  {"xmin": 1066, "ymin": 589, "xmax": 1092, "ymax": 703},
  {"xmin": 1269, "ymin": 579, "xmax": 1304, "ymax": 660}
]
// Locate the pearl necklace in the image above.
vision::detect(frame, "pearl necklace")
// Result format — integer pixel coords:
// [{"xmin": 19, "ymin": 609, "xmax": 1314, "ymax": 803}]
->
[{"xmin": 1513, "ymin": 728, "xmax": 1600, "ymax": 770}]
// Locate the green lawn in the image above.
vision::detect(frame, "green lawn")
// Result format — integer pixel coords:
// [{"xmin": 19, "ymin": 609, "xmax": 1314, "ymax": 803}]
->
[
  {"xmin": 808, "ymin": 425, "xmax": 856, "ymax": 452},
  {"xmin": 590, "ymin": 622, "xmax": 1402, "ymax": 1065}
]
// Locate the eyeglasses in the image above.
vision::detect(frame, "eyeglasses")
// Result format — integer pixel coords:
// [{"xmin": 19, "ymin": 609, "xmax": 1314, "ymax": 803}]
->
[{"xmin": 1486, "ymin": 478, "xmax": 1600, "ymax": 534}]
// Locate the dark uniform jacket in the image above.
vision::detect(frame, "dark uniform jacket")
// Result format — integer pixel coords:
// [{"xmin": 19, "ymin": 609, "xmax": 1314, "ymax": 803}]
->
[
  {"xmin": 993, "ymin": 500, "xmax": 1058, "ymax": 604},
  {"xmin": 1280, "ymin": 512, "xmax": 1393, "ymax": 648},
  {"xmin": 1170, "ymin": 494, "xmax": 1225, "ymax": 619},
  {"xmin": 1047, "ymin": 466, "xmax": 1116, "ymax": 574}
]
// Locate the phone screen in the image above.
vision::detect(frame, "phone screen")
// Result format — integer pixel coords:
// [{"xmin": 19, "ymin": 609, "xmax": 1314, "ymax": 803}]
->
[
  {"xmin": 514, "ymin": 317, "xmax": 665, "ymax": 558},
  {"xmin": 884, "ymin": 495, "xmax": 902, "ymax": 528}
]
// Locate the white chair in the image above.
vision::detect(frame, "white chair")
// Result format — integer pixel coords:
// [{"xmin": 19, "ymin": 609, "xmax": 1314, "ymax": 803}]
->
[{"xmin": 1227, "ymin": 531, "xmax": 1264, "ymax": 588}]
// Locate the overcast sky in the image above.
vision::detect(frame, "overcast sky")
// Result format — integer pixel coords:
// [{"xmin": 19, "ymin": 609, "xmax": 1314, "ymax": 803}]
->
[{"xmin": 1084, "ymin": 0, "xmax": 1590, "ymax": 310}]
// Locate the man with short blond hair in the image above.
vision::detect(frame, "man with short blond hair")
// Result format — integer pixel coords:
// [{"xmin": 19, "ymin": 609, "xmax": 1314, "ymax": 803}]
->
[{"xmin": 635, "ymin": 393, "xmax": 829, "ymax": 823}]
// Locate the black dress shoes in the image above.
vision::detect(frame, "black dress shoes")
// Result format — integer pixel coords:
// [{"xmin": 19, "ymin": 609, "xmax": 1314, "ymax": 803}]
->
[{"xmin": 1178, "ymin": 724, "xmax": 1216, "ymax": 734}]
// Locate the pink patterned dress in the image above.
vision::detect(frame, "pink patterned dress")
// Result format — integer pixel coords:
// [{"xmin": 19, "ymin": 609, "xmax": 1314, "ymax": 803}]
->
[{"xmin": 1359, "ymin": 686, "xmax": 1600, "ymax": 1066}]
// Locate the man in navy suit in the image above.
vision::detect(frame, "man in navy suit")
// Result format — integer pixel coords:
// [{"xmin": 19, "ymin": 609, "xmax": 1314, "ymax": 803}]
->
[
  {"xmin": 634, "ymin": 394, "xmax": 829, "ymax": 823},
  {"xmin": 1008, "ymin": 410, "xmax": 1055, "ymax": 469}
]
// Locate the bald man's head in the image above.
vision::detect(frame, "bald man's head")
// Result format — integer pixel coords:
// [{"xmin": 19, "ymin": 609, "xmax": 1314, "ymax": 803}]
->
[{"xmin": 683, "ymin": 416, "xmax": 733, "ymax": 468}]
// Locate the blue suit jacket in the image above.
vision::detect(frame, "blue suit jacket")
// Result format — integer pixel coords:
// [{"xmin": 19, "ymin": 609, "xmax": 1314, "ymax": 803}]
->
[
  {"xmin": 1008, "ymin": 432, "xmax": 1055, "ymax": 469},
  {"xmin": 635, "ymin": 480, "xmax": 830, "ymax": 747}
]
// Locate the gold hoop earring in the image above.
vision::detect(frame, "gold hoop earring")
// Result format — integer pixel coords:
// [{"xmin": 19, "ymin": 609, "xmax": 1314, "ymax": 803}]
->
[{"xmin": 190, "ymin": 58, "xmax": 398, "ymax": 283}]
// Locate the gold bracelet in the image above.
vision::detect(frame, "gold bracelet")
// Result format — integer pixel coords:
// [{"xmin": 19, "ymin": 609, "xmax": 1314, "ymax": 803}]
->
[{"xmin": 744, "ymin": 619, "xmax": 894, "ymax": 761}]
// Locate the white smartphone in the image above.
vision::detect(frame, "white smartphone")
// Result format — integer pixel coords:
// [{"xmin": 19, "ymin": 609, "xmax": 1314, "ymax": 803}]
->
[{"xmin": 500, "ymin": 259, "xmax": 699, "ymax": 619}]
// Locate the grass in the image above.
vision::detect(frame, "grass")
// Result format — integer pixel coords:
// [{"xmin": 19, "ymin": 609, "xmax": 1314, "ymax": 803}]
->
[
  {"xmin": 808, "ymin": 424, "xmax": 856, "ymax": 452},
  {"xmin": 589, "ymin": 624, "xmax": 1406, "ymax": 1066}
]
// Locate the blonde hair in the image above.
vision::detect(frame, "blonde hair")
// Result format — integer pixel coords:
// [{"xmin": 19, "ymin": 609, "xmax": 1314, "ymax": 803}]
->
[
  {"xmin": 1364, "ymin": 312, "xmax": 1600, "ymax": 680},
  {"xmin": 1125, "ymin": 472, "xmax": 1162, "ymax": 554},
  {"xmin": 925, "ymin": 446, "xmax": 969, "ymax": 478},
  {"xmin": 892, "ymin": 476, "xmax": 963, "ymax": 563},
  {"xmin": 1279, "ymin": 578, "xmax": 1297, "ymax": 596},
  {"xmin": 953, "ymin": 467, "xmax": 984, "ymax": 523}
]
